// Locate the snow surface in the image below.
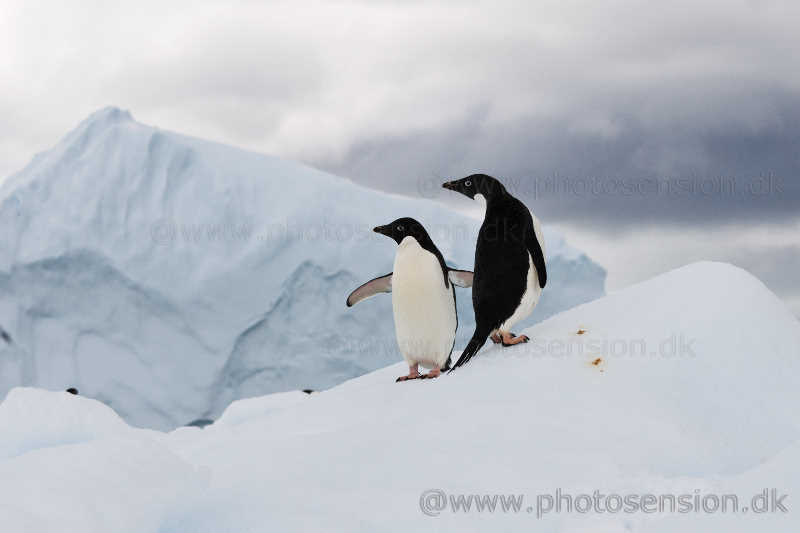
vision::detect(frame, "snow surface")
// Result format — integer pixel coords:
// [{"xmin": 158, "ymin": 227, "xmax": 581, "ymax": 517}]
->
[
  {"xmin": 0, "ymin": 107, "xmax": 605, "ymax": 429},
  {"xmin": 1, "ymin": 261, "xmax": 798, "ymax": 532}
]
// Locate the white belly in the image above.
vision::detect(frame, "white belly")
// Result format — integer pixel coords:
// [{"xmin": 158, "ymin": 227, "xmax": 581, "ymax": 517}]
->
[
  {"xmin": 499, "ymin": 254, "xmax": 543, "ymax": 333},
  {"xmin": 499, "ymin": 212, "xmax": 545, "ymax": 333},
  {"xmin": 392, "ymin": 237, "xmax": 457, "ymax": 369}
]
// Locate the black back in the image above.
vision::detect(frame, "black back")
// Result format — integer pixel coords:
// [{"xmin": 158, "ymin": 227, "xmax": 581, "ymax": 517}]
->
[{"xmin": 472, "ymin": 193, "xmax": 533, "ymax": 330}]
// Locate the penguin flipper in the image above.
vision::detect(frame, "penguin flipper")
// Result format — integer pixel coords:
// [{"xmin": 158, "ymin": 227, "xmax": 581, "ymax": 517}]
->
[
  {"xmin": 447, "ymin": 269, "xmax": 474, "ymax": 288},
  {"xmin": 346, "ymin": 273, "xmax": 392, "ymax": 307},
  {"xmin": 526, "ymin": 227, "xmax": 547, "ymax": 288}
]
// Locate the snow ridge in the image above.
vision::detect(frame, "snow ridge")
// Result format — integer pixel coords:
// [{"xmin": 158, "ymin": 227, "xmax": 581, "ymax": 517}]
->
[{"xmin": 1, "ymin": 261, "xmax": 799, "ymax": 532}]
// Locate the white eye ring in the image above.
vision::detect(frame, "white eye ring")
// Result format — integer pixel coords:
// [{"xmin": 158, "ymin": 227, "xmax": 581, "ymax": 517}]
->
[
  {"xmin": 397, "ymin": 225, "xmax": 404, "ymax": 232},
  {"xmin": 465, "ymin": 180, "xmax": 472, "ymax": 187}
]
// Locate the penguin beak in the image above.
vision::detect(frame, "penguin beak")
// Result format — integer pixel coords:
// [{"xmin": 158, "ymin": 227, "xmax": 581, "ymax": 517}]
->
[
  {"xmin": 373, "ymin": 225, "xmax": 391, "ymax": 237},
  {"xmin": 442, "ymin": 180, "xmax": 458, "ymax": 191}
]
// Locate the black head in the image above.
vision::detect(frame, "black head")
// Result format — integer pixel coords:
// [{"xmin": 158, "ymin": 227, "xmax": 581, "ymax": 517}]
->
[
  {"xmin": 373, "ymin": 217, "xmax": 431, "ymax": 245},
  {"xmin": 442, "ymin": 173, "xmax": 506, "ymax": 200}
]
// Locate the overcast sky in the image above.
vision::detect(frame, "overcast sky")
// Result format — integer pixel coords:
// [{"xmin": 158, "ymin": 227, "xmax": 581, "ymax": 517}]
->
[{"xmin": 1, "ymin": 0, "xmax": 798, "ymax": 314}]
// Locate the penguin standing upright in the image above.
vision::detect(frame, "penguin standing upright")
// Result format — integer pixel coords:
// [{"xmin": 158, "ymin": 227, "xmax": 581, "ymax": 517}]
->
[
  {"xmin": 442, "ymin": 174, "xmax": 547, "ymax": 370},
  {"xmin": 346, "ymin": 218, "xmax": 473, "ymax": 381}
]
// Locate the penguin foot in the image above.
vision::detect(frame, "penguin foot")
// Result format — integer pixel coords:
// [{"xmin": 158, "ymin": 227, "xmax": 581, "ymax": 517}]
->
[
  {"xmin": 420, "ymin": 368, "xmax": 442, "ymax": 379},
  {"xmin": 490, "ymin": 332, "xmax": 502, "ymax": 344},
  {"xmin": 500, "ymin": 332, "xmax": 529, "ymax": 346},
  {"xmin": 396, "ymin": 363, "xmax": 421, "ymax": 382}
]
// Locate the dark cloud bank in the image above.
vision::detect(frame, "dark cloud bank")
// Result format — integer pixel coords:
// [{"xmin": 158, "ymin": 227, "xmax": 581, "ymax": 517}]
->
[{"xmin": 2, "ymin": 0, "xmax": 798, "ymax": 312}]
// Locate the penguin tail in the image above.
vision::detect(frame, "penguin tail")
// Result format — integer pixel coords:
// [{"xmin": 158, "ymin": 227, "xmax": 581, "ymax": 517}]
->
[{"xmin": 448, "ymin": 325, "xmax": 491, "ymax": 373}]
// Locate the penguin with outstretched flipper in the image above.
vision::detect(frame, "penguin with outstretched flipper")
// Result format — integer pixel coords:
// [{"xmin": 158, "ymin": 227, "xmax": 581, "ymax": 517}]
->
[{"xmin": 347, "ymin": 218, "xmax": 473, "ymax": 381}]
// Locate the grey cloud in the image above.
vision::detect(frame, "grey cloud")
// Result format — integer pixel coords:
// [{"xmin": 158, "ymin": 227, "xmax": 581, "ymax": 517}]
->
[
  {"xmin": 1, "ymin": 0, "xmax": 797, "ymax": 312},
  {"xmin": 3, "ymin": 0, "xmax": 800, "ymax": 194},
  {"xmin": 321, "ymin": 88, "xmax": 800, "ymax": 228}
]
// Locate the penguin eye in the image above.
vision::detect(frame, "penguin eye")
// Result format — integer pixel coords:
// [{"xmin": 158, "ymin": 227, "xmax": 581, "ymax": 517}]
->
[
  {"xmin": 396, "ymin": 225, "xmax": 404, "ymax": 232},
  {"xmin": 465, "ymin": 180, "xmax": 472, "ymax": 187}
]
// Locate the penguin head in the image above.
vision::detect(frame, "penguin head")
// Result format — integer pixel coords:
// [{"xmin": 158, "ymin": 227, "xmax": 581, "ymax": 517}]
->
[
  {"xmin": 442, "ymin": 173, "xmax": 505, "ymax": 200},
  {"xmin": 373, "ymin": 217, "xmax": 430, "ymax": 245}
]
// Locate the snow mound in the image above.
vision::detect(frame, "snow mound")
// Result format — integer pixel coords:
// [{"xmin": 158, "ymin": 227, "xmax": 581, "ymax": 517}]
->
[
  {"xmin": 0, "ymin": 430, "xmax": 200, "ymax": 533},
  {"xmin": 0, "ymin": 107, "xmax": 606, "ymax": 429},
  {"xmin": 0, "ymin": 387, "xmax": 136, "ymax": 460},
  {"xmin": 214, "ymin": 390, "xmax": 310, "ymax": 428},
  {"xmin": 0, "ymin": 262, "xmax": 798, "ymax": 532}
]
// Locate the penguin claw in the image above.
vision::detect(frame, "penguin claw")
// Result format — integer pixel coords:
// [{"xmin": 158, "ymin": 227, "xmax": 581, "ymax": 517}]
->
[
  {"xmin": 395, "ymin": 374, "xmax": 421, "ymax": 382},
  {"xmin": 500, "ymin": 333, "xmax": 530, "ymax": 347}
]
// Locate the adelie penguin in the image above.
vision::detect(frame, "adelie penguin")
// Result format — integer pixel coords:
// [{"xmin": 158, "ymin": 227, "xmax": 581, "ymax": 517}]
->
[
  {"xmin": 346, "ymin": 218, "xmax": 473, "ymax": 381},
  {"xmin": 442, "ymin": 174, "xmax": 547, "ymax": 371}
]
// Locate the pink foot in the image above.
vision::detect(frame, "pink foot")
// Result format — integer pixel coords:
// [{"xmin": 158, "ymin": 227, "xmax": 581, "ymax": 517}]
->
[
  {"xmin": 420, "ymin": 368, "xmax": 442, "ymax": 379},
  {"xmin": 500, "ymin": 332, "xmax": 530, "ymax": 346},
  {"xmin": 396, "ymin": 364, "xmax": 420, "ymax": 382},
  {"xmin": 490, "ymin": 332, "xmax": 502, "ymax": 344}
]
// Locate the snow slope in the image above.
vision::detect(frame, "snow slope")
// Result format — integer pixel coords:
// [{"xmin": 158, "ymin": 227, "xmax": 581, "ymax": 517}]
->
[
  {"xmin": 1, "ymin": 262, "xmax": 798, "ymax": 532},
  {"xmin": 0, "ymin": 107, "xmax": 605, "ymax": 429}
]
